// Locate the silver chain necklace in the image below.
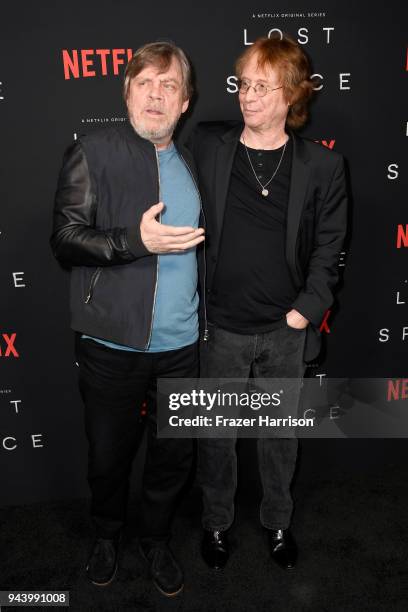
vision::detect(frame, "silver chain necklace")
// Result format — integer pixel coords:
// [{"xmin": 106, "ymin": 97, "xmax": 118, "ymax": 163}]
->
[{"xmin": 242, "ymin": 136, "xmax": 287, "ymax": 197}]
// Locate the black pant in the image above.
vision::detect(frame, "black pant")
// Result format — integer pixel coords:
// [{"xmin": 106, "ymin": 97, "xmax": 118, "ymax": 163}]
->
[
  {"xmin": 198, "ymin": 322, "xmax": 306, "ymax": 531},
  {"xmin": 75, "ymin": 336, "xmax": 199, "ymax": 542}
]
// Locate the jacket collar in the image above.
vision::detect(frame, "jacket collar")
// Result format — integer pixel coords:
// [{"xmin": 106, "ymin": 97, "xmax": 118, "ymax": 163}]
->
[
  {"xmin": 122, "ymin": 120, "xmax": 157, "ymax": 152},
  {"xmin": 121, "ymin": 120, "xmax": 199, "ymax": 186}
]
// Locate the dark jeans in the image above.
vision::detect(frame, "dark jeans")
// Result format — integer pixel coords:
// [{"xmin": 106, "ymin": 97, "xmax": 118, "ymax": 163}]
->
[
  {"xmin": 198, "ymin": 322, "xmax": 306, "ymax": 531},
  {"xmin": 75, "ymin": 336, "xmax": 199, "ymax": 542}
]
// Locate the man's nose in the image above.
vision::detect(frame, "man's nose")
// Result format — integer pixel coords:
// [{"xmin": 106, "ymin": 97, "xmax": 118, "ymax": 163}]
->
[
  {"xmin": 148, "ymin": 81, "xmax": 163, "ymax": 99},
  {"xmin": 244, "ymin": 85, "xmax": 258, "ymax": 102}
]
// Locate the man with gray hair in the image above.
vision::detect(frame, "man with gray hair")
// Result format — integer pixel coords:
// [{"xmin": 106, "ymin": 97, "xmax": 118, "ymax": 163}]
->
[{"xmin": 51, "ymin": 41, "xmax": 204, "ymax": 597}]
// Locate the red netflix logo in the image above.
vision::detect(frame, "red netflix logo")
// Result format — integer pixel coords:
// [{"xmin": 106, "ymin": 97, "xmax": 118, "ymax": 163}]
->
[
  {"xmin": 396, "ymin": 224, "xmax": 408, "ymax": 248},
  {"xmin": 315, "ymin": 140, "xmax": 336, "ymax": 150},
  {"xmin": 387, "ymin": 379, "xmax": 408, "ymax": 401},
  {"xmin": 0, "ymin": 333, "xmax": 19, "ymax": 358},
  {"xmin": 62, "ymin": 49, "xmax": 133, "ymax": 80},
  {"xmin": 320, "ymin": 310, "xmax": 331, "ymax": 334}
]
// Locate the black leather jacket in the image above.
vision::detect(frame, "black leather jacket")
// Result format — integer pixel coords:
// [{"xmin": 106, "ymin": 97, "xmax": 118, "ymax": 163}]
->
[{"xmin": 51, "ymin": 122, "xmax": 205, "ymax": 349}]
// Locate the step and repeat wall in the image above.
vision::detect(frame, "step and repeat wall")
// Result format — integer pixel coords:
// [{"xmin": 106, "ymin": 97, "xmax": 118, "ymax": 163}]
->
[{"xmin": 1, "ymin": 1, "xmax": 406, "ymax": 505}]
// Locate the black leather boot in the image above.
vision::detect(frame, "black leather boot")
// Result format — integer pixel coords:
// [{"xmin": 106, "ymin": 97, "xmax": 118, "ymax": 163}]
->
[
  {"xmin": 201, "ymin": 529, "xmax": 229, "ymax": 570},
  {"xmin": 268, "ymin": 529, "xmax": 297, "ymax": 570}
]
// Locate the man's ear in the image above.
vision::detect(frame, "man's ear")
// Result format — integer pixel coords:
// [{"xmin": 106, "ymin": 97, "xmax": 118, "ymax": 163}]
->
[
  {"xmin": 181, "ymin": 98, "xmax": 189, "ymax": 114},
  {"xmin": 124, "ymin": 76, "xmax": 130, "ymax": 104}
]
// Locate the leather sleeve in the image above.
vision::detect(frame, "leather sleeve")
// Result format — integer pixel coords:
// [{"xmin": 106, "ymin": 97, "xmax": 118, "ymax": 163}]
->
[
  {"xmin": 50, "ymin": 141, "xmax": 151, "ymax": 267},
  {"xmin": 291, "ymin": 156, "xmax": 348, "ymax": 327}
]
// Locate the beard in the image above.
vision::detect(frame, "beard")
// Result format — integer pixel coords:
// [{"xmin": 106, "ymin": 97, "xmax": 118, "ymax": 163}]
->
[{"xmin": 129, "ymin": 113, "xmax": 179, "ymax": 145}]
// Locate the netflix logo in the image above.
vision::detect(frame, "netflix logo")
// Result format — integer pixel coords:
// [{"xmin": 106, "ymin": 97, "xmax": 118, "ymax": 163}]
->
[
  {"xmin": 316, "ymin": 139, "xmax": 336, "ymax": 150},
  {"xmin": 397, "ymin": 224, "xmax": 408, "ymax": 248},
  {"xmin": 387, "ymin": 379, "xmax": 408, "ymax": 401},
  {"xmin": 62, "ymin": 48, "xmax": 133, "ymax": 80},
  {"xmin": 0, "ymin": 333, "xmax": 19, "ymax": 358},
  {"xmin": 320, "ymin": 309, "xmax": 331, "ymax": 334}
]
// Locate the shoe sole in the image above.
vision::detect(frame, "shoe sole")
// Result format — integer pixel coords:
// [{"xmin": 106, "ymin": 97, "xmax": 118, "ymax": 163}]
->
[
  {"xmin": 139, "ymin": 545, "xmax": 184, "ymax": 598},
  {"xmin": 87, "ymin": 562, "xmax": 118, "ymax": 586},
  {"xmin": 153, "ymin": 581, "xmax": 184, "ymax": 598}
]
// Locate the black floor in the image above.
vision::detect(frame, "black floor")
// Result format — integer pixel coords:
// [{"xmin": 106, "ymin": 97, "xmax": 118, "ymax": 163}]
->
[{"xmin": 2, "ymin": 454, "xmax": 408, "ymax": 612}]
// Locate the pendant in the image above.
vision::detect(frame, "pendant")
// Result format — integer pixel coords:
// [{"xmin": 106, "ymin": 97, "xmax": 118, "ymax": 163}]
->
[{"xmin": 262, "ymin": 188, "xmax": 269, "ymax": 197}]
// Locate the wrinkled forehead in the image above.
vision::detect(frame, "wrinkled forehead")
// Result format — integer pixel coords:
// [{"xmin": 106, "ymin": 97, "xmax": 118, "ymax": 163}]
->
[{"xmin": 133, "ymin": 56, "xmax": 183, "ymax": 82}]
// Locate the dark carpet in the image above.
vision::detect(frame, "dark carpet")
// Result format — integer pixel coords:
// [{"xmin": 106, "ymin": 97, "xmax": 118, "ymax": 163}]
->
[{"xmin": 1, "ymin": 449, "xmax": 408, "ymax": 612}]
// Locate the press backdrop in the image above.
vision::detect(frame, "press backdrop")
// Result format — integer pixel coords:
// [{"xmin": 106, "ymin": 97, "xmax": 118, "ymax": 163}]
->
[{"xmin": 0, "ymin": 0, "xmax": 406, "ymax": 505}]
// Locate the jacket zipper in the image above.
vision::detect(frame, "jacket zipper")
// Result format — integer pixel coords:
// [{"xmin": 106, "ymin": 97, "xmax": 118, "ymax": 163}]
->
[
  {"xmin": 144, "ymin": 147, "xmax": 161, "ymax": 349},
  {"xmin": 179, "ymin": 152, "xmax": 209, "ymax": 342},
  {"xmin": 84, "ymin": 267, "xmax": 102, "ymax": 304}
]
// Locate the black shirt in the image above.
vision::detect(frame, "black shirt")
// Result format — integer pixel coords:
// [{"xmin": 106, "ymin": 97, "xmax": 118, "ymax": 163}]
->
[{"xmin": 208, "ymin": 137, "xmax": 298, "ymax": 334}]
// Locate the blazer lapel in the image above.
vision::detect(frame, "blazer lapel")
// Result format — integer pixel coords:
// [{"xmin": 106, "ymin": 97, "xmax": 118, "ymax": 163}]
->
[
  {"xmin": 286, "ymin": 131, "xmax": 311, "ymax": 286},
  {"xmin": 214, "ymin": 125, "xmax": 241, "ymax": 255}
]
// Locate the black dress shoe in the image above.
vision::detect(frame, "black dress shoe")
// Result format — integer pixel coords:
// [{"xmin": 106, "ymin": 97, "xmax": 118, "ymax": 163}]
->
[
  {"xmin": 201, "ymin": 529, "xmax": 229, "ymax": 570},
  {"xmin": 140, "ymin": 542, "xmax": 183, "ymax": 597},
  {"xmin": 86, "ymin": 537, "xmax": 119, "ymax": 586},
  {"xmin": 268, "ymin": 529, "xmax": 297, "ymax": 570}
]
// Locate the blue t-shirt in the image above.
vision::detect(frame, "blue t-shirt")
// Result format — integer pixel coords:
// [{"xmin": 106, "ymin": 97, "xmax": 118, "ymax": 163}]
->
[{"xmin": 83, "ymin": 142, "xmax": 200, "ymax": 352}]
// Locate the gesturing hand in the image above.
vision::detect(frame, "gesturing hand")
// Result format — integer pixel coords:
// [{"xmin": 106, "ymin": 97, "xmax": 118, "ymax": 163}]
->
[{"xmin": 140, "ymin": 202, "xmax": 205, "ymax": 254}]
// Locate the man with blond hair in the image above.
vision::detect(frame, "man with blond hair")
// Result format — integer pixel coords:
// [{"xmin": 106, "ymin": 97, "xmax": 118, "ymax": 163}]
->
[
  {"xmin": 189, "ymin": 35, "xmax": 347, "ymax": 570},
  {"xmin": 51, "ymin": 41, "xmax": 204, "ymax": 597}
]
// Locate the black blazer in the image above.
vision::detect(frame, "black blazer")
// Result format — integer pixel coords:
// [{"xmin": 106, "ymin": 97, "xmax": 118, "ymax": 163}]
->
[{"xmin": 188, "ymin": 121, "xmax": 348, "ymax": 361}]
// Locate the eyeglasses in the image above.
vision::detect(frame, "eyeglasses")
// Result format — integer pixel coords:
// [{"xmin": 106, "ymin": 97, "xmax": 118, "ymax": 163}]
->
[{"xmin": 237, "ymin": 79, "xmax": 283, "ymax": 97}]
